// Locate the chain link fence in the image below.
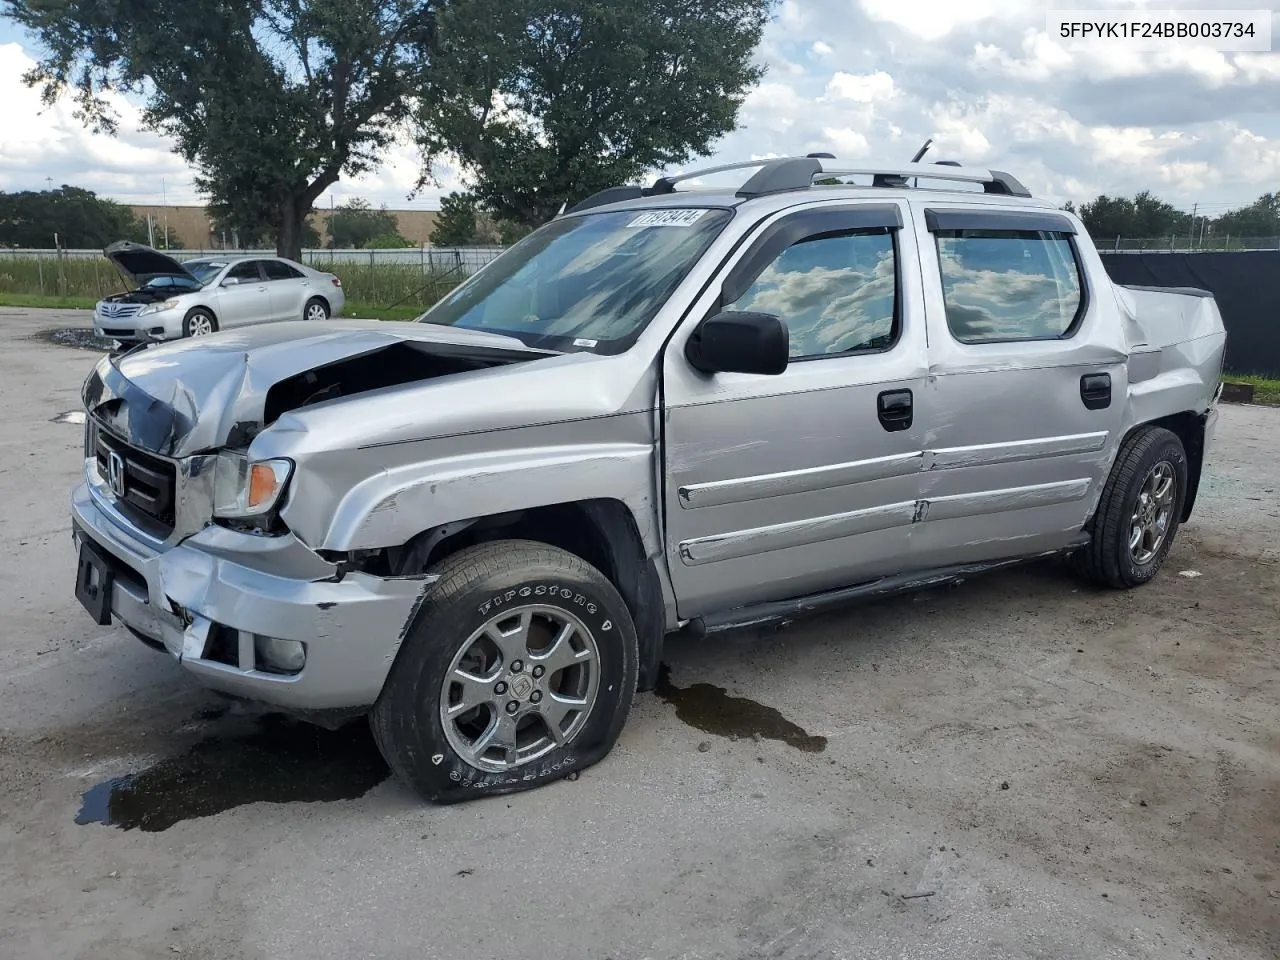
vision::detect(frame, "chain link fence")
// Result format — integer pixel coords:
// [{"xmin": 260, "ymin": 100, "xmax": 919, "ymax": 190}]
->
[
  {"xmin": 0, "ymin": 246, "xmax": 507, "ymax": 306},
  {"xmin": 1102, "ymin": 237, "xmax": 1280, "ymax": 253}
]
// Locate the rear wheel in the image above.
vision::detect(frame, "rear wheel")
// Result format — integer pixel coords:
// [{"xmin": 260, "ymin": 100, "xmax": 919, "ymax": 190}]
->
[
  {"xmin": 371, "ymin": 540, "xmax": 638, "ymax": 804},
  {"xmin": 1071, "ymin": 426, "xmax": 1188, "ymax": 588},
  {"xmin": 304, "ymin": 297, "xmax": 329, "ymax": 322},
  {"xmin": 183, "ymin": 309, "xmax": 217, "ymax": 337}
]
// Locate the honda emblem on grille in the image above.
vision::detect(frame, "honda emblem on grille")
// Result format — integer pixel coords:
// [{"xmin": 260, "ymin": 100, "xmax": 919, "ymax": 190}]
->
[{"xmin": 107, "ymin": 451, "xmax": 126, "ymax": 498}]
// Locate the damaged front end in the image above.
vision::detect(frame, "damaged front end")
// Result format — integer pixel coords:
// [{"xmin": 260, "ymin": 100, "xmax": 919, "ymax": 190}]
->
[{"xmin": 71, "ymin": 320, "xmax": 546, "ymax": 712}]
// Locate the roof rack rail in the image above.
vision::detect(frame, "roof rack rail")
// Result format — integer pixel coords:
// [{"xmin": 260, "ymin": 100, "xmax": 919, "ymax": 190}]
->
[{"xmin": 564, "ymin": 155, "xmax": 1031, "ymax": 214}]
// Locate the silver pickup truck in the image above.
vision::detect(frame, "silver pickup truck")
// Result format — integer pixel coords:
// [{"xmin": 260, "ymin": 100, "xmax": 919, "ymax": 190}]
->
[{"xmin": 70, "ymin": 157, "xmax": 1226, "ymax": 803}]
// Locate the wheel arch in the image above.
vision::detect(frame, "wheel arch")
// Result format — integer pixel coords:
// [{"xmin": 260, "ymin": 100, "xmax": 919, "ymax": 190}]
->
[
  {"xmin": 1119, "ymin": 410, "xmax": 1208, "ymax": 522},
  {"xmin": 184, "ymin": 303, "xmax": 218, "ymax": 323},
  {"xmin": 390, "ymin": 499, "xmax": 669, "ymax": 692},
  {"xmin": 305, "ymin": 294, "xmax": 331, "ymax": 314}
]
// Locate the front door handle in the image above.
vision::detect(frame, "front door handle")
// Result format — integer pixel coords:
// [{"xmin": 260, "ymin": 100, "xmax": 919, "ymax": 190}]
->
[
  {"xmin": 877, "ymin": 389, "xmax": 913, "ymax": 432},
  {"xmin": 1080, "ymin": 373, "xmax": 1111, "ymax": 410}
]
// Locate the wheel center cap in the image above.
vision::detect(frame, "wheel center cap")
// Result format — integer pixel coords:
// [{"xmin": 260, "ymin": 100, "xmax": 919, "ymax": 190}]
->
[{"xmin": 509, "ymin": 674, "xmax": 535, "ymax": 700}]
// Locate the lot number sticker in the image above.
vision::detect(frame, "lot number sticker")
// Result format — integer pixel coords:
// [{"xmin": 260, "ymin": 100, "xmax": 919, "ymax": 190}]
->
[{"xmin": 627, "ymin": 209, "xmax": 708, "ymax": 228}]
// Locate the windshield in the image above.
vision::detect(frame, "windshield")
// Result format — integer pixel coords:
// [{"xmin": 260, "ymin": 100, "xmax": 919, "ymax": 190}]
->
[
  {"xmin": 182, "ymin": 260, "xmax": 227, "ymax": 285},
  {"xmin": 415, "ymin": 207, "xmax": 733, "ymax": 353},
  {"xmin": 140, "ymin": 274, "xmax": 201, "ymax": 292}
]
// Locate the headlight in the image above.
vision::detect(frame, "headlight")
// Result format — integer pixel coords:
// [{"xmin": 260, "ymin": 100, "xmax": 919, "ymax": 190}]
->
[
  {"xmin": 213, "ymin": 453, "xmax": 293, "ymax": 518},
  {"xmin": 138, "ymin": 298, "xmax": 181, "ymax": 316}
]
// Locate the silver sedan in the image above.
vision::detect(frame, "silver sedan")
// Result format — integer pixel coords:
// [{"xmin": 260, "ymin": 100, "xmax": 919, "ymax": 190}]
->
[{"xmin": 93, "ymin": 242, "xmax": 347, "ymax": 344}]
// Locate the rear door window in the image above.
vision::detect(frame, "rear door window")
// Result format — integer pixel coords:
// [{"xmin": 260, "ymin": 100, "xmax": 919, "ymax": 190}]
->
[
  {"xmin": 263, "ymin": 260, "xmax": 303, "ymax": 281},
  {"xmin": 929, "ymin": 215, "xmax": 1084, "ymax": 343}
]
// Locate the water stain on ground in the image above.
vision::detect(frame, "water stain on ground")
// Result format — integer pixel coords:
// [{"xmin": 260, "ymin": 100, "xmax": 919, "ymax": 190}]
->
[
  {"xmin": 654, "ymin": 663, "xmax": 827, "ymax": 752},
  {"xmin": 50, "ymin": 410, "xmax": 86, "ymax": 425},
  {"xmin": 32, "ymin": 327, "xmax": 115, "ymax": 351},
  {"xmin": 75, "ymin": 713, "xmax": 389, "ymax": 832}
]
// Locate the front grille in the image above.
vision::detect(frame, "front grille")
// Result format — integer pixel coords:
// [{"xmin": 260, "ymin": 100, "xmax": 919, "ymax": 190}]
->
[
  {"xmin": 98, "ymin": 302, "xmax": 143, "ymax": 319},
  {"xmin": 95, "ymin": 429, "xmax": 177, "ymax": 535}
]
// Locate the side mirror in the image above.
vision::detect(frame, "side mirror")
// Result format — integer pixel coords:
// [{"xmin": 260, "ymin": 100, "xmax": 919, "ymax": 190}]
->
[
  {"xmin": 221, "ymin": 276, "xmax": 240, "ymax": 287},
  {"xmin": 685, "ymin": 311, "xmax": 788, "ymax": 376}
]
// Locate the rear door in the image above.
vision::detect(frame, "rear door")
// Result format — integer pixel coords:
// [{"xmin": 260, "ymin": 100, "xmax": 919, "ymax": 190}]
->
[
  {"xmin": 262, "ymin": 259, "xmax": 310, "ymax": 321},
  {"xmin": 911, "ymin": 203, "xmax": 1129, "ymax": 566},
  {"xmin": 661, "ymin": 200, "xmax": 929, "ymax": 618},
  {"xmin": 214, "ymin": 260, "xmax": 272, "ymax": 327}
]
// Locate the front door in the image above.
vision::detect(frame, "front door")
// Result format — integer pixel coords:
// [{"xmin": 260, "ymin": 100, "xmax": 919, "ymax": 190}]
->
[
  {"xmin": 214, "ymin": 260, "xmax": 272, "ymax": 327},
  {"xmin": 910, "ymin": 203, "xmax": 1129, "ymax": 567},
  {"xmin": 661, "ymin": 201, "xmax": 929, "ymax": 618}
]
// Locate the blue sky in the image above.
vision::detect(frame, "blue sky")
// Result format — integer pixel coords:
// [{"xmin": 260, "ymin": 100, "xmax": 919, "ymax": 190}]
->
[{"xmin": 2, "ymin": 1, "xmax": 1279, "ymax": 215}]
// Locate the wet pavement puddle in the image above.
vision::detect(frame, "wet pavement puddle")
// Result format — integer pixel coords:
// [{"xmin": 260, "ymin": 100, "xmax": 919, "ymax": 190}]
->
[
  {"xmin": 51, "ymin": 410, "xmax": 86, "ymax": 424},
  {"xmin": 654, "ymin": 663, "xmax": 828, "ymax": 752},
  {"xmin": 75, "ymin": 712, "xmax": 390, "ymax": 832}
]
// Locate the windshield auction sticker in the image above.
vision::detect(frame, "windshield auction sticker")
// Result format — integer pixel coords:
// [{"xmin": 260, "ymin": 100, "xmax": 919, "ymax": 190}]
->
[{"xmin": 627, "ymin": 209, "xmax": 708, "ymax": 228}]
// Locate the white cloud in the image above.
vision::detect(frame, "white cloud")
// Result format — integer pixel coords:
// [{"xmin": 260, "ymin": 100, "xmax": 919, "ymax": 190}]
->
[
  {"xmin": 811, "ymin": 41, "xmax": 833, "ymax": 57},
  {"xmin": 825, "ymin": 71, "xmax": 896, "ymax": 103},
  {"xmin": 858, "ymin": 0, "xmax": 1014, "ymax": 41}
]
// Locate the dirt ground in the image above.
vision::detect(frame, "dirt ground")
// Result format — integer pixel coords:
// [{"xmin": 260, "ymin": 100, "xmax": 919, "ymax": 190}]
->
[{"xmin": 1, "ymin": 306, "xmax": 1277, "ymax": 960}]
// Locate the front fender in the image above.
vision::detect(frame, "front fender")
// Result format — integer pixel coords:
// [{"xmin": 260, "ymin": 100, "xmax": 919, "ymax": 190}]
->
[{"xmin": 322, "ymin": 441, "xmax": 660, "ymax": 555}]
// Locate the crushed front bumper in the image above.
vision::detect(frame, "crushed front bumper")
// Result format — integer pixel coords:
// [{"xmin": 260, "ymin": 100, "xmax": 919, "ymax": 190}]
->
[{"xmin": 71, "ymin": 481, "xmax": 433, "ymax": 711}]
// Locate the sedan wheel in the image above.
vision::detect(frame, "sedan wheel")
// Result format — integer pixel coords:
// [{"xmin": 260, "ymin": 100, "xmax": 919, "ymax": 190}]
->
[
  {"xmin": 304, "ymin": 298, "xmax": 329, "ymax": 322},
  {"xmin": 183, "ymin": 310, "xmax": 217, "ymax": 337}
]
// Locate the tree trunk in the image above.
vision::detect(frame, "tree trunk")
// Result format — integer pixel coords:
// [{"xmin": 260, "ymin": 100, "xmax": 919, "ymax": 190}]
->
[{"xmin": 276, "ymin": 198, "xmax": 306, "ymax": 261}]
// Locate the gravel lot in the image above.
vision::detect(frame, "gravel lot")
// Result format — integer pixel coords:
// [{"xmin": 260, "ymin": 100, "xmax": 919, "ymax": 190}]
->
[{"xmin": 1, "ymin": 306, "xmax": 1277, "ymax": 960}]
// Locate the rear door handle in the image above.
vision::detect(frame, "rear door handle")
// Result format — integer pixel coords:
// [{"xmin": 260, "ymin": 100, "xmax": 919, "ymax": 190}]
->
[
  {"xmin": 1080, "ymin": 373, "xmax": 1111, "ymax": 410},
  {"xmin": 877, "ymin": 389, "xmax": 913, "ymax": 432}
]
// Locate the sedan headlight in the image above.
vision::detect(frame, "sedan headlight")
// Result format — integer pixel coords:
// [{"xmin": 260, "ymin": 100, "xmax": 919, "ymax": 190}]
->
[
  {"xmin": 137, "ymin": 298, "xmax": 181, "ymax": 316},
  {"xmin": 213, "ymin": 453, "xmax": 293, "ymax": 518}
]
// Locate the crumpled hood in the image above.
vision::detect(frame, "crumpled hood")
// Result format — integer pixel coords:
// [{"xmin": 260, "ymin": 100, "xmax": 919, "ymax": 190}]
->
[{"xmin": 82, "ymin": 319, "xmax": 552, "ymax": 457}]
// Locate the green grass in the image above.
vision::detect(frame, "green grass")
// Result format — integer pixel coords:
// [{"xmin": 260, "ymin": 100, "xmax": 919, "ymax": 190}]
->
[
  {"xmin": 0, "ymin": 292, "xmax": 98, "ymax": 310},
  {"xmin": 0, "ymin": 253, "xmax": 462, "ymax": 317},
  {"xmin": 1223, "ymin": 373, "xmax": 1280, "ymax": 405},
  {"xmin": 344, "ymin": 301, "xmax": 432, "ymax": 321}
]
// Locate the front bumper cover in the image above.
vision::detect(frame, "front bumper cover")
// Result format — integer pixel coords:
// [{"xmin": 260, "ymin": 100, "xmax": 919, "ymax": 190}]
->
[{"xmin": 71, "ymin": 480, "xmax": 434, "ymax": 711}]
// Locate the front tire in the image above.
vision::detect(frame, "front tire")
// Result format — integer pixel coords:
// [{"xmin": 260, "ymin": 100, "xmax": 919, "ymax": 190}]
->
[
  {"xmin": 371, "ymin": 540, "xmax": 639, "ymax": 804},
  {"xmin": 1071, "ymin": 426, "xmax": 1188, "ymax": 588},
  {"xmin": 183, "ymin": 308, "xmax": 218, "ymax": 338}
]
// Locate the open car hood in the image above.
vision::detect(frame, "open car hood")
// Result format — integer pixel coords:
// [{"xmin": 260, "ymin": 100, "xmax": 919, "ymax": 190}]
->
[
  {"xmin": 104, "ymin": 240, "xmax": 195, "ymax": 287},
  {"xmin": 81, "ymin": 319, "xmax": 555, "ymax": 457}
]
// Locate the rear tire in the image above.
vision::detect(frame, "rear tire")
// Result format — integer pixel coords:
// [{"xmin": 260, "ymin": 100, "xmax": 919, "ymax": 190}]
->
[
  {"xmin": 304, "ymin": 297, "xmax": 329, "ymax": 322},
  {"xmin": 371, "ymin": 540, "xmax": 639, "ymax": 804},
  {"xmin": 1071, "ymin": 426, "xmax": 1188, "ymax": 589},
  {"xmin": 183, "ymin": 309, "xmax": 218, "ymax": 337}
]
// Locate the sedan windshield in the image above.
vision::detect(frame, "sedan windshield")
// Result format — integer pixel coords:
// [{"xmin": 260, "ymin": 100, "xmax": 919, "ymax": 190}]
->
[
  {"xmin": 415, "ymin": 207, "xmax": 733, "ymax": 353},
  {"xmin": 181, "ymin": 260, "xmax": 227, "ymax": 285}
]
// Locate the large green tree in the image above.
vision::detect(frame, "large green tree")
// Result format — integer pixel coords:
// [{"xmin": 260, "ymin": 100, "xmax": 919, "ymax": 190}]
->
[
  {"xmin": 5, "ymin": 0, "xmax": 437, "ymax": 259},
  {"xmin": 1077, "ymin": 191, "xmax": 1189, "ymax": 240},
  {"xmin": 414, "ymin": 0, "xmax": 773, "ymax": 227},
  {"xmin": 428, "ymin": 191, "xmax": 481, "ymax": 246},
  {"xmin": 326, "ymin": 197, "xmax": 403, "ymax": 248},
  {"xmin": 0, "ymin": 185, "xmax": 146, "ymax": 248},
  {"xmin": 1214, "ymin": 193, "xmax": 1280, "ymax": 237}
]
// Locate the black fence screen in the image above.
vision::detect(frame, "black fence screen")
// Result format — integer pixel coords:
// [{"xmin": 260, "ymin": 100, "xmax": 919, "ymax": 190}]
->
[{"xmin": 1098, "ymin": 251, "xmax": 1280, "ymax": 376}]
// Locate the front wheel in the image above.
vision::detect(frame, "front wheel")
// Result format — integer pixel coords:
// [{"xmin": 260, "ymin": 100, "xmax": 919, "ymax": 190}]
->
[
  {"xmin": 183, "ymin": 308, "xmax": 218, "ymax": 337},
  {"xmin": 1071, "ymin": 426, "xmax": 1188, "ymax": 588},
  {"xmin": 371, "ymin": 540, "xmax": 639, "ymax": 803}
]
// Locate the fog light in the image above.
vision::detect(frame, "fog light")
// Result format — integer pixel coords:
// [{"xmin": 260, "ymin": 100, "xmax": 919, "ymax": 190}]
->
[{"xmin": 254, "ymin": 635, "xmax": 306, "ymax": 674}]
